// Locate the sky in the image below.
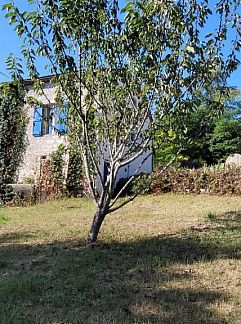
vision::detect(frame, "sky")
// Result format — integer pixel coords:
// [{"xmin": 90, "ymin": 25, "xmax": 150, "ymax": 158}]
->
[{"xmin": 0, "ymin": 0, "xmax": 240, "ymax": 88}]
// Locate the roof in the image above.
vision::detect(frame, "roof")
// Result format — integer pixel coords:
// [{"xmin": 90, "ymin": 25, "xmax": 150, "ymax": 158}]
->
[{"xmin": 24, "ymin": 74, "xmax": 55, "ymax": 85}]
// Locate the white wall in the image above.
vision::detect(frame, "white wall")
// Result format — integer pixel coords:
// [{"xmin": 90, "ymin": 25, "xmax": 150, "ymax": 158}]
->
[
  {"xmin": 17, "ymin": 83, "xmax": 68, "ymax": 182},
  {"xmin": 115, "ymin": 149, "xmax": 153, "ymax": 183}
]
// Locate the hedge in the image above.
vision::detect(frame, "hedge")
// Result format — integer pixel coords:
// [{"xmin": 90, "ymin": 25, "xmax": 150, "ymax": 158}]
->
[{"xmin": 152, "ymin": 165, "xmax": 241, "ymax": 195}]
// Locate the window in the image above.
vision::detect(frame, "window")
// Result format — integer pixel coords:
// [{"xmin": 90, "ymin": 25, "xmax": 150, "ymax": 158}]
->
[
  {"xmin": 54, "ymin": 105, "xmax": 68, "ymax": 134},
  {"xmin": 33, "ymin": 106, "xmax": 53, "ymax": 136},
  {"xmin": 42, "ymin": 106, "xmax": 53, "ymax": 135},
  {"xmin": 32, "ymin": 104, "xmax": 68, "ymax": 136}
]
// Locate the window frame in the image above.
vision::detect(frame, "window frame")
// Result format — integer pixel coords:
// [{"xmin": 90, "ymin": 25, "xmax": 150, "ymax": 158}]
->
[
  {"xmin": 32, "ymin": 105, "xmax": 54, "ymax": 137},
  {"xmin": 32, "ymin": 103, "xmax": 68, "ymax": 137}
]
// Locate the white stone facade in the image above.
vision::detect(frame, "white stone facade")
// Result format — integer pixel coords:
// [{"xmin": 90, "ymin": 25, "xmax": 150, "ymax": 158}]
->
[{"xmin": 17, "ymin": 81, "xmax": 68, "ymax": 183}]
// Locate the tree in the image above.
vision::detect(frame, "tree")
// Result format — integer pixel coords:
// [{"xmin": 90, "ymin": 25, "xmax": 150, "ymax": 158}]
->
[
  {"xmin": 210, "ymin": 93, "xmax": 241, "ymax": 162},
  {"xmin": 3, "ymin": 0, "xmax": 241, "ymax": 242},
  {"xmin": 154, "ymin": 88, "xmax": 241, "ymax": 167}
]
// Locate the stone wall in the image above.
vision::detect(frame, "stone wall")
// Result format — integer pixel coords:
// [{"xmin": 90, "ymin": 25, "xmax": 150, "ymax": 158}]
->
[{"xmin": 17, "ymin": 82, "xmax": 68, "ymax": 183}]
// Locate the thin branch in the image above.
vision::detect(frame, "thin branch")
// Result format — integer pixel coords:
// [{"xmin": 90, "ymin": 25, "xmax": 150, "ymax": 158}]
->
[
  {"xmin": 109, "ymin": 152, "xmax": 152, "ymax": 209},
  {"xmin": 118, "ymin": 137, "xmax": 151, "ymax": 168}
]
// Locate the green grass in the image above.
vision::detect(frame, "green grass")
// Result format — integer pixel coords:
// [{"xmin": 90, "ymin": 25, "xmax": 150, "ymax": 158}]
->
[
  {"xmin": 1, "ymin": 194, "xmax": 241, "ymax": 323},
  {"xmin": 0, "ymin": 213, "xmax": 6, "ymax": 225}
]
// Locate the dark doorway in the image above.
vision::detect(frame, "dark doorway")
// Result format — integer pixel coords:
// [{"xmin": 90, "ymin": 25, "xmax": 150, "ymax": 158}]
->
[{"xmin": 103, "ymin": 161, "xmax": 110, "ymax": 184}]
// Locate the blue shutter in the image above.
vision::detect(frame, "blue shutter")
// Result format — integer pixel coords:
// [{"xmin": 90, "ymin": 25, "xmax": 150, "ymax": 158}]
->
[
  {"xmin": 55, "ymin": 104, "xmax": 68, "ymax": 134},
  {"xmin": 33, "ymin": 106, "xmax": 43, "ymax": 136}
]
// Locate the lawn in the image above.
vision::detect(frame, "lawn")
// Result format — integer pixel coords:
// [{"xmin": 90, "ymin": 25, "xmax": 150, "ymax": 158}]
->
[{"xmin": 1, "ymin": 194, "xmax": 241, "ymax": 323}]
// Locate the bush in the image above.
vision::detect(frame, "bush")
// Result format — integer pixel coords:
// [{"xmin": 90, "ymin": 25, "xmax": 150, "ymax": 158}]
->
[
  {"xmin": 35, "ymin": 145, "xmax": 66, "ymax": 202},
  {"xmin": 152, "ymin": 164, "xmax": 241, "ymax": 195},
  {"xmin": 113, "ymin": 174, "xmax": 152, "ymax": 198},
  {"xmin": 35, "ymin": 144, "xmax": 84, "ymax": 203},
  {"xmin": 66, "ymin": 145, "xmax": 83, "ymax": 197},
  {"xmin": 132, "ymin": 174, "xmax": 152, "ymax": 195}
]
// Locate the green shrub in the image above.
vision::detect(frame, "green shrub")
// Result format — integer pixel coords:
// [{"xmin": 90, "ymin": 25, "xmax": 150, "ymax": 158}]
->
[
  {"xmin": 132, "ymin": 174, "xmax": 152, "ymax": 195},
  {"xmin": 66, "ymin": 144, "xmax": 83, "ymax": 197},
  {"xmin": 113, "ymin": 174, "xmax": 152, "ymax": 198}
]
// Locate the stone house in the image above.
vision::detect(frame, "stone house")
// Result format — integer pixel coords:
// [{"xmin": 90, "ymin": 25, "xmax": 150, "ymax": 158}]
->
[
  {"xmin": 17, "ymin": 76, "xmax": 153, "ymax": 190},
  {"xmin": 17, "ymin": 76, "xmax": 68, "ymax": 183}
]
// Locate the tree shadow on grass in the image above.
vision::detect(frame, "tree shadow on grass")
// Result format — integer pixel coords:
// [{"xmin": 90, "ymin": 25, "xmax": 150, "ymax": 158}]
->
[
  {"xmin": 0, "ymin": 212, "xmax": 240, "ymax": 323},
  {"xmin": 0, "ymin": 231, "xmax": 35, "ymax": 244},
  {"xmin": 206, "ymin": 210, "xmax": 241, "ymax": 230}
]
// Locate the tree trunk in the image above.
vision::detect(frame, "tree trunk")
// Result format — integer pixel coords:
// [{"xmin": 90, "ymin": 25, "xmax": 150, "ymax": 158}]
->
[{"xmin": 86, "ymin": 209, "xmax": 106, "ymax": 243}]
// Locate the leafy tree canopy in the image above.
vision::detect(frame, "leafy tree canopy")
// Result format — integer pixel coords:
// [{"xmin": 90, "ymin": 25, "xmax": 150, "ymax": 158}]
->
[
  {"xmin": 210, "ymin": 92, "xmax": 241, "ymax": 162},
  {"xmin": 155, "ymin": 88, "xmax": 241, "ymax": 167}
]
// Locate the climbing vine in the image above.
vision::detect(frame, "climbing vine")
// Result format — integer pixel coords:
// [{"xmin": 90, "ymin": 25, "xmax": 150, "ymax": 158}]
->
[{"xmin": 0, "ymin": 81, "xmax": 26, "ymax": 204}]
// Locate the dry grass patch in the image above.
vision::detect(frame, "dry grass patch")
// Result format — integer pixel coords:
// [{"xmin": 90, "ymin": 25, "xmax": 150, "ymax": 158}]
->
[{"xmin": 1, "ymin": 194, "xmax": 241, "ymax": 323}]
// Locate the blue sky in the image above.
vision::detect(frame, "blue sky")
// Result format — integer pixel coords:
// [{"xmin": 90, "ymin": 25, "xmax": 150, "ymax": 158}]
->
[{"xmin": 0, "ymin": 0, "xmax": 240, "ymax": 88}]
